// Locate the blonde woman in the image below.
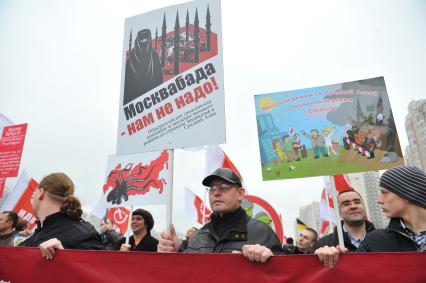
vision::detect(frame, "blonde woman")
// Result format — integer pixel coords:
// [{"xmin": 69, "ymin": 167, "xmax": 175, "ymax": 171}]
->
[{"xmin": 322, "ymin": 126, "xmax": 336, "ymax": 156}]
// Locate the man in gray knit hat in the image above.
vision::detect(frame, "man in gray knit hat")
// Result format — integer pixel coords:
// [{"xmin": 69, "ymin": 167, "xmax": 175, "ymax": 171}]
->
[
  {"xmin": 356, "ymin": 165, "xmax": 426, "ymax": 252},
  {"xmin": 316, "ymin": 166, "xmax": 426, "ymax": 267}
]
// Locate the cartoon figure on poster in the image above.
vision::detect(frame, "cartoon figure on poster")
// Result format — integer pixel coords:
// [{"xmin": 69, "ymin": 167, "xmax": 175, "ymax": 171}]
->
[
  {"xmin": 272, "ymin": 140, "xmax": 285, "ymax": 163},
  {"xmin": 122, "ymin": 4, "xmax": 218, "ymax": 106},
  {"xmin": 123, "ymin": 29, "xmax": 163, "ymax": 105},
  {"xmin": 254, "ymin": 77, "xmax": 404, "ymax": 180}
]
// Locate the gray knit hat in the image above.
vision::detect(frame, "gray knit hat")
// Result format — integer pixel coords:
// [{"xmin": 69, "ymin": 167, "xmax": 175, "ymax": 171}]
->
[{"xmin": 380, "ymin": 166, "xmax": 426, "ymax": 208}]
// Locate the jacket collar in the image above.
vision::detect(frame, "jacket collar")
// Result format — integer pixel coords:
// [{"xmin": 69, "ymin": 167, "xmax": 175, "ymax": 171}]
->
[
  {"xmin": 210, "ymin": 207, "xmax": 246, "ymax": 227},
  {"xmin": 333, "ymin": 220, "xmax": 376, "ymax": 251},
  {"xmin": 334, "ymin": 220, "xmax": 376, "ymax": 233},
  {"xmin": 386, "ymin": 218, "xmax": 406, "ymax": 234},
  {"xmin": 130, "ymin": 232, "xmax": 151, "ymax": 248},
  {"xmin": 365, "ymin": 220, "xmax": 376, "ymax": 232},
  {"xmin": 0, "ymin": 231, "xmax": 14, "ymax": 240},
  {"xmin": 206, "ymin": 207, "xmax": 248, "ymax": 241},
  {"xmin": 40, "ymin": 211, "xmax": 69, "ymax": 228}
]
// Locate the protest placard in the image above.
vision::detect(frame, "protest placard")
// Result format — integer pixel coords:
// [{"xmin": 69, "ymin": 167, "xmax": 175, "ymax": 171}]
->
[
  {"xmin": 0, "ymin": 124, "xmax": 27, "ymax": 178},
  {"xmin": 102, "ymin": 150, "xmax": 170, "ymax": 208},
  {"xmin": 116, "ymin": 0, "xmax": 225, "ymax": 154},
  {"xmin": 254, "ymin": 77, "xmax": 403, "ymax": 180},
  {"xmin": 0, "ymin": 123, "xmax": 27, "ymax": 196}
]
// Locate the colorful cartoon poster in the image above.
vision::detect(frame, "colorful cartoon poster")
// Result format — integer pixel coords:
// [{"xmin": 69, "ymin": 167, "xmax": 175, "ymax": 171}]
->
[
  {"xmin": 242, "ymin": 195, "xmax": 284, "ymax": 243},
  {"xmin": 254, "ymin": 77, "xmax": 404, "ymax": 180},
  {"xmin": 116, "ymin": 0, "xmax": 225, "ymax": 155},
  {"xmin": 102, "ymin": 150, "xmax": 170, "ymax": 208}
]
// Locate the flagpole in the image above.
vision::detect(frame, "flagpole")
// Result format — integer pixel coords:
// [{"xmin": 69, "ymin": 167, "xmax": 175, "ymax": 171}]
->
[
  {"xmin": 166, "ymin": 149, "xmax": 174, "ymax": 233},
  {"xmin": 104, "ymin": 208, "xmax": 108, "ymax": 223},
  {"xmin": 101, "ymin": 207, "xmax": 109, "ymax": 243},
  {"xmin": 125, "ymin": 205, "xmax": 133, "ymax": 245},
  {"xmin": 330, "ymin": 175, "xmax": 345, "ymax": 248},
  {"xmin": 325, "ymin": 185, "xmax": 333, "ymax": 235},
  {"xmin": 202, "ymin": 186, "xmax": 207, "ymax": 225},
  {"xmin": 294, "ymin": 219, "xmax": 298, "ymax": 239}
]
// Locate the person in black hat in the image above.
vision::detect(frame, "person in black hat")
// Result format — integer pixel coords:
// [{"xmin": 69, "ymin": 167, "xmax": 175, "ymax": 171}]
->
[
  {"xmin": 316, "ymin": 166, "xmax": 426, "ymax": 267},
  {"xmin": 157, "ymin": 168, "xmax": 283, "ymax": 262}
]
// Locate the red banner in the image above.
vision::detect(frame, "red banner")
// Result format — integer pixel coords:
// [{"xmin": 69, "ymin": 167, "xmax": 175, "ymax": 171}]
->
[
  {"xmin": 0, "ymin": 123, "xmax": 27, "ymax": 179},
  {"xmin": 0, "ymin": 247, "xmax": 425, "ymax": 283}
]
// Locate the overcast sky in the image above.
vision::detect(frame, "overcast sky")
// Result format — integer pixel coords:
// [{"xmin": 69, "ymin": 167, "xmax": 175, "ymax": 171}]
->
[{"xmin": 1, "ymin": 0, "xmax": 425, "ymax": 238}]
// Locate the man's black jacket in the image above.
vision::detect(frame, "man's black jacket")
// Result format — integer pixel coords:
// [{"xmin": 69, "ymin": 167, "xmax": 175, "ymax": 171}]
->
[
  {"xmin": 311, "ymin": 220, "xmax": 376, "ymax": 252},
  {"xmin": 20, "ymin": 212, "xmax": 103, "ymax": 250},
  {"xmin": 357, "ymin": 218, "xmax": 425, "ymax": 252},
  {"xmin": 183, "ymin": 207, "xmax": 283, "ymax": 254}
]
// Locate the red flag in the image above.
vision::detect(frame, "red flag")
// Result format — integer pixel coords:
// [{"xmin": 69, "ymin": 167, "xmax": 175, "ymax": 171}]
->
[
  {"xmin": 320, "ymin": 186, "xmax": 335, "ymax": 229},
  {"xmin": 185, "ymin": 187, "xmax": 211, "ymax": 225},
  {"xmin": 320, "ymin": 175, "xmax": 353, "ymax": 235},
  {"xmin": 1, "ymin": 171, "xmax": 38, "ymax": 230},
  {"xmin": 333, "ymin": 174, "xmax": 353, "ymax": 192},
  {"xmin": 321, "ymin": 220, "xmax": 330, "ymax": 235},
  {"xmin": 107, "ymin": 207, "xmax": 130, "ymax": 235},
  {"xmin": 89, "ymin": 197, "xmax": 130, "ymax": 235}
]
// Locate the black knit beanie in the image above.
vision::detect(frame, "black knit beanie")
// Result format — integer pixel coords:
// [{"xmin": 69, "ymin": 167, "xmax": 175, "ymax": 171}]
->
[{"xmin": 380, "ymin": 166, "xmax": 426, "ymax": 208}]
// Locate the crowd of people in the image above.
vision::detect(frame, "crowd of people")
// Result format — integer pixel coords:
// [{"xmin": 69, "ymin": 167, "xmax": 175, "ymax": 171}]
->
[{"xmin": 0, "ymin": 165, "xmax": 425, "ymax": 267}]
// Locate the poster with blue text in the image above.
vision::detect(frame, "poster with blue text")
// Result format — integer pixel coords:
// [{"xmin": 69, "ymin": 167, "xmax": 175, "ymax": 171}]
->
[{"xmin": 254, "ymin": 77, "xmax": 404, "ymax": 180}]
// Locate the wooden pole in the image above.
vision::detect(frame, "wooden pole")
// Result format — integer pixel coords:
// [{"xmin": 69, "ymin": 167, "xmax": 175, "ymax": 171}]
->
[
  {"xmin": 330, "ymin": 176, "xmax": 345, "ymax": 248},
  {"xmin": 166, "ymin": 149, "xmax": 174, "ymax": 233}
]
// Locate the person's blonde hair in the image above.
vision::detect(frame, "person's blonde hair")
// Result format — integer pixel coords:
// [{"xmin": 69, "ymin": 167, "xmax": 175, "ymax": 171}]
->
[
  {"xmin": 321, "ymin": 126, "xmax": 334, "ymax": 134},
  {"xmin": 39, "ymin": 173, "xmax": 82, "ymax": 219}
]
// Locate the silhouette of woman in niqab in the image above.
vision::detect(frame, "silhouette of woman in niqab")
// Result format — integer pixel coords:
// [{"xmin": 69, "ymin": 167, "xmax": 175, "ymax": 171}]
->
[{"xmin": 123, "ymin": 29, "xmax": 163, "ymax": 105}]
